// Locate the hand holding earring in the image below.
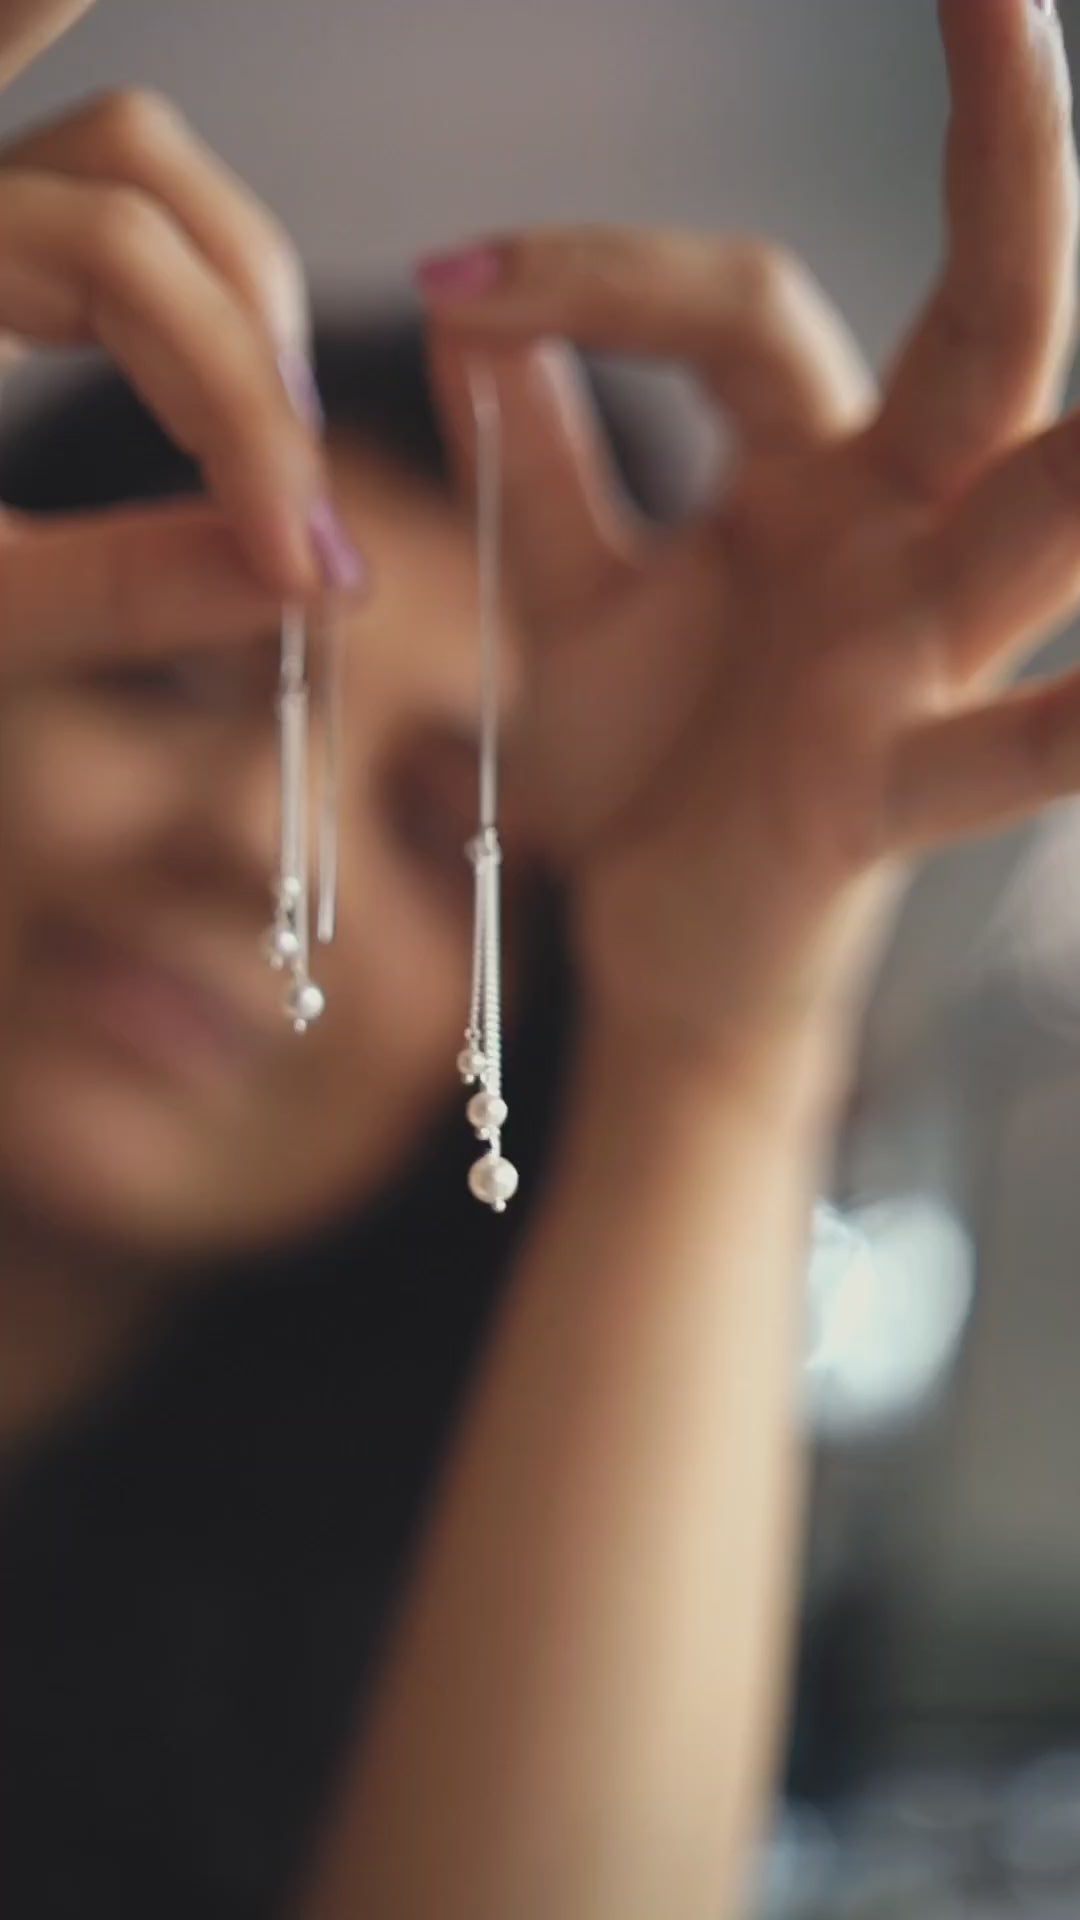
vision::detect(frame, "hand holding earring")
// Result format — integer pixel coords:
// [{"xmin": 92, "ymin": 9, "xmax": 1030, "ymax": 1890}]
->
[{"xmin": 418, "ymin": 0, "xmax": 1078, "ymax": 1090}]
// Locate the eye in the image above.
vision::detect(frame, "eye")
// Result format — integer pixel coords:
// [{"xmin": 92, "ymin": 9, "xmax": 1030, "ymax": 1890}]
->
[
  {"xmin": 384, "ymin": 737, "xmax": 478, "ymax": 895},
  {"xmin": 83, "ymin": 639, "xmax": 278, "ymax": 717}
]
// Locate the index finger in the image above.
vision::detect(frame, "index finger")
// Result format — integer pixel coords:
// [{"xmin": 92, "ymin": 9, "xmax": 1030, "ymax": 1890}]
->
[
  {"xmin": 871, "ymin": 0, "xmax": 1078, "ymax": 498},
  {"xmin": 0, "ymin": 88, "xmax": 308, "ymax": 349},
  {"xmin": 416, "ymin": 225, "xmax": 874, "ymax": 452},
  {"xmin": 0, "ymin": 0, "xmax": 92, "ymax": 90}
]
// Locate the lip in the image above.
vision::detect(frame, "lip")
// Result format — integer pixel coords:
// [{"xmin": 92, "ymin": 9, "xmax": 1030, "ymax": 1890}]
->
[{"xmin": 29, "ymin": 919, "xmax": 278, "ymax": 1093}]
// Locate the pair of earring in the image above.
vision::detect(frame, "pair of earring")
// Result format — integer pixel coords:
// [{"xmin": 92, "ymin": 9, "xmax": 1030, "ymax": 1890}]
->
[{"xmin": 264, "ymin": 361, "xmax": 518, "ymax": 1213}]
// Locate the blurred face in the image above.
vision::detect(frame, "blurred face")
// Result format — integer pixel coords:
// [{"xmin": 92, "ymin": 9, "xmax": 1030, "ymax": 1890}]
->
[{"xmin": 0, "ymin": 440, "xmax": 523, "ymax": 1260}]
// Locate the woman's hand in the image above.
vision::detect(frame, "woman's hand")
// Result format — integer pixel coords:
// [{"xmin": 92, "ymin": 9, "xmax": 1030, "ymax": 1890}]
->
[
  {"xmin": 0, "ymin": 10, "xmax": 359, "ymax": 677},
  {"xmin": 422, "ymin": 0, "xmax": 1078, "ymax": 1090}
]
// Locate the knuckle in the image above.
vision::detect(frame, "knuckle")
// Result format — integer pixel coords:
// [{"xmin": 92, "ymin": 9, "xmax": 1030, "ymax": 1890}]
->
[
  {"xmin": 247, "ymin": 215, "xmax": 307, "ymax": 337},
  {"xmin": 517, "ymin": 224, "xmax": 588, "ymax": 293},
  {"xmin": 577, "ymin": 221, "xmax": 633, "ymax": 273},
  {"xmin": 519, "ymin": 222, "xmax": 634, "ymax": 300},
  {"xmin": 934, "ymin": 275, "xmax": 1049, "ymax": 388},
  {"xmin": 85, "ymin": 86, "xmax": 185, "ymax": 165},
  {"xmin": 577, "ymin": 224, "xmax": 633, "ymax": 301},
  {"xmin": 259, "ymin": 212, "xmax": 302, "ymax": 288},
  {"xmin": 728, "ymin": 238, "xmax": 811, "ymax": 320},
  {"xmin": 88, "ymin": 183, "xmax": 167, "ymax": 273}
]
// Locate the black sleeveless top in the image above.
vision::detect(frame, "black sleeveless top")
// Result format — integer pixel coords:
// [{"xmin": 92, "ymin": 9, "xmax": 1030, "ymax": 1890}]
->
[{"xmin": 0, "ymin": 1221, "xmax": 509, "ymax": 1920}]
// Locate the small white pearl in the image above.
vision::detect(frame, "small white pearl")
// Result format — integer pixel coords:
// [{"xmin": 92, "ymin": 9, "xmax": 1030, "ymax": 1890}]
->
[
  {"xmin": 280, "ymin": 875, "xmax": 302, "ymax": 905},
  {"xmin": 468, "ymin": 1153, "xmax": 519, "ymax": 1212},
  {"xmin": 266, "ymin": 924, "xmax": 301, "ymax": 970},
  {"xmin": 287, "ymin": 978, "xmax": 325, "ymax": 1030},
  {"xmin": 457, "ymin": 1045, "xmax": 487, "ymax": 1084},
  {"xmin": 467, "ymin": 1090, "xmax": 508, "ymax": 1136},
  {"xmin": 466, "ymin": 829, "xmax": 502, "ymax": 868}
]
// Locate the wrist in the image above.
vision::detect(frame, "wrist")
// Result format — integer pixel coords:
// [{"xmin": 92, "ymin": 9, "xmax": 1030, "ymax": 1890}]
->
[
  {"xmin": 517, "ymin": 988, "xmax": 837, "ymax": 1328},
  {"xmin": 571, "ymin": 987, "xmax": 852, "ymax": 1158},
  {"xmin": 568, "ymin": 865, "xmax": 894, "ymax": 1154}
]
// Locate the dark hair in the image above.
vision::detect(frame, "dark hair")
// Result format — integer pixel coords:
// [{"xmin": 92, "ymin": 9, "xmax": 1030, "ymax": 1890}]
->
[
  {"xmin": 0, "ymin": 314, "xmax": 668, "ymax": 516},
  {"xmin": 0, "ymin": 318, "xmax": 450, "ymax": 511}
]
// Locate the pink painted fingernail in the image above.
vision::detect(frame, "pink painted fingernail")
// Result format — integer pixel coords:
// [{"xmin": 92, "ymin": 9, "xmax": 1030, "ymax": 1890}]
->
[
  {"xmin": 278, "ymin": 346, "xmax": 325, "ymax": 433},
  {"xmin": 415, "ymin": 242, "xmax": 504, "ymax": 299},
  {"xmin": 309, "ymin": 497, "xmax": 366, "ymax": 591}
]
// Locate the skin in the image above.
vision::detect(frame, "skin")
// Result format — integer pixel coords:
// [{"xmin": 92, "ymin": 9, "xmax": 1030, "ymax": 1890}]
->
[
  {"xmin": 0, "ymin": 17, "xmax": 350, "ymax": 637},
  {"xmin": 4, "ymin": 0, "xmax": 1080, "ymax": 1916},
  {"xmin": 0, "ymin": 442, "xmax": 526, "ymax": 1450},
  {"xmin": 304, "ymin": 5, "xmax": 1080, "ymax": 1916},
  {"xmin": 0, "ymin": 447, "xmax": 501, "ymax": 1259}
]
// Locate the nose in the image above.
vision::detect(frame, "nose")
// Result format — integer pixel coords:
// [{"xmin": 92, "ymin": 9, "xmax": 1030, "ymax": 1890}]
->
[{"xmin": 156, "ymin": 717, "xmax": 284, "ymax": 919}]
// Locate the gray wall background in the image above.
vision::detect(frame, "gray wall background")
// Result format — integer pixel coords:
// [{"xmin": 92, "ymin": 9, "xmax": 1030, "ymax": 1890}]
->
[{"xmin": 3, "ymin": 0, "xmax": 948, "ymax": 350}]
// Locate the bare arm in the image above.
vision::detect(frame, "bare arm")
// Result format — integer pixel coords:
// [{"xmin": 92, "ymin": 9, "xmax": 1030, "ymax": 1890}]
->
[{"xmin": 298, "ymin": 1013, "xmax": 834, "ymax": 1920}]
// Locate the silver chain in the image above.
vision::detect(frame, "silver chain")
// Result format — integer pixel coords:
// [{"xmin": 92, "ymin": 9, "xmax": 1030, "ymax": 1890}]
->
[
  {"xmin": 267, "ymin": 601, "xmax": 327, "ymax": 1033},
  {"xmin": 461, "ymin": 363, "xmax": 518, "ymax": 1213}
]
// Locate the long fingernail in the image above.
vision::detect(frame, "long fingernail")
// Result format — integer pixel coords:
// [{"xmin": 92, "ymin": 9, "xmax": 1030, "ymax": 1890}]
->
[
  {"xmin": 309, "ymin": 497, "xmax": 366, "ymax": 591},
  {"xmin": 278, "ymin": 346, "xmax": 325, "ymax": 433},
  {"xmin": 415, "ymin": 242, "xmax": 504, "ymax": 299}
]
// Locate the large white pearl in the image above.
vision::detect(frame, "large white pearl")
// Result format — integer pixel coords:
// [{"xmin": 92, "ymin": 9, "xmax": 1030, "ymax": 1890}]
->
[
  {"xmin": 467, "ymin": 1090, "xmax": 508, "ymax": 1136},
  {"xmin": 468, "ymin": 1152, "xmax": 519, "ymax": 1212},
  {"xmin": 457, "ymin": 1045, "xmax": 487, "ymax": 1084},
  {"xmin": 288, "ymin": 978, "xmax": 325, "ymax": 1032}
]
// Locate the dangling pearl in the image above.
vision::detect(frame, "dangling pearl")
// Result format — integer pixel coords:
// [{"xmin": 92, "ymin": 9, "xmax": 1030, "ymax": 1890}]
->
[
  {"xmin": 466, "ymin": 829, "xmax": 501, "ymax": 868},
  {"xmin": 280, "ymin": 874, "xmax": 302, "ymax": 906},
  {"xmin": 457, "ymin": 1044, "xmax": 487, "ymax": 1084},
  {"xmin": 265, "ymin": 924, "xmax": 301, "ymax": 971},
  {"xmin": 468, "ymin": 1152, "xmax": 519, "ymax": 1212},
  {"xmin": 287, "ymin": 977, "xmax": 325, "ymax": 1032},
  {"xmin": 467, "ymin": 1090, "xmax": 508, "ymax": 1136}
]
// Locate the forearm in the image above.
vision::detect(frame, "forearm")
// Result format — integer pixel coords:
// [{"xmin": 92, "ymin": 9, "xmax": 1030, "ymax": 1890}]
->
[{"xmin": 298, "ymin": 1010, "xmax": 841, "ymax": 1920}]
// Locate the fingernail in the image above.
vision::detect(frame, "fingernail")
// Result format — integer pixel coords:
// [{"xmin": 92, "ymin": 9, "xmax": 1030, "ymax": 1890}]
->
[
  {"xmin": 278, "ymin": 346, "xmax": 325, "ymax": 433},
  {"xmin": 309, "ymin": 497, "xmax": 366, "ymax": 591},
  {"xmin": 415, "ymin": 242, "xmax": 504, "ymax": 300}
]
